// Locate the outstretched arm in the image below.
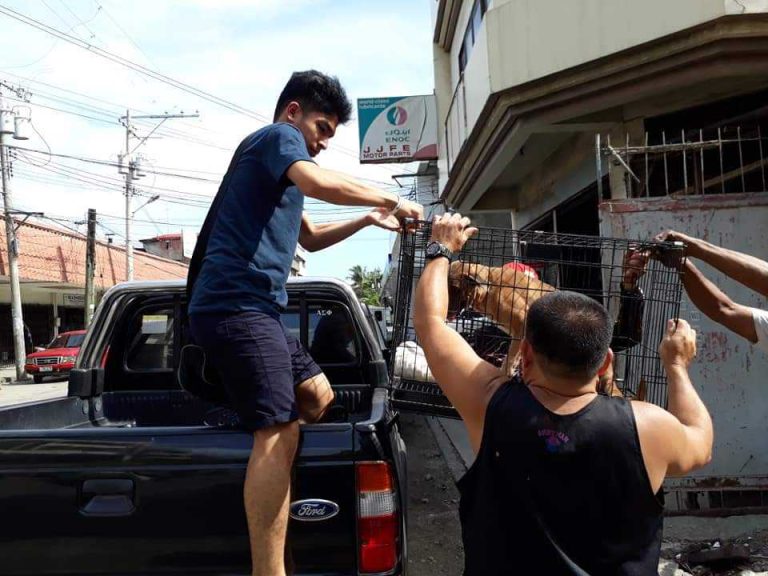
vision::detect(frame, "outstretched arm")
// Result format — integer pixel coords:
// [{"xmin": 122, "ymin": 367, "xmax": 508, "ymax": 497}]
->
[
  {"xmin": 680, "ymin": 260, "xmax": 758, "ymax": 343},
  {"xmin": 660, "ymin": 230, "xmax": 768, "ymax": 298},
  {"xmin": 414, "ymin": 214, "xmax": 505, "ymax": 453},
  {"xmin": 287, "ymin": 161, "xmax": 423, "ymax": 220},
  {"xmin": 299, "ymin": 210, "xmax": 400, "ymax": 252}
]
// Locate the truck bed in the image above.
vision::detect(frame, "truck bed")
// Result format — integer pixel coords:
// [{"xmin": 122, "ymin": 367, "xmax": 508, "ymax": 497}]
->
[{"xmin": 0, "ymin": 385, "xmax": 374, "ymax": 431}]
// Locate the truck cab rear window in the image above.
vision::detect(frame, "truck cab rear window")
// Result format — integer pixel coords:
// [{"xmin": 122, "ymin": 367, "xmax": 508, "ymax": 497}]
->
[
  {"xmin": 282, "ymin": 302, "xmax": 359, "ymax": 365},
  {"xmin": 308, "ymin": 303, "xmax": 358, "ymax": 365},
  {"xmin": 126, "ymin": 310, "xmax": 175, "ymax": 371}
]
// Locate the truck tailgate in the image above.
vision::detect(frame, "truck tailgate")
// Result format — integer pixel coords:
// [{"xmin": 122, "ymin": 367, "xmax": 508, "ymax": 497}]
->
[{"xmin": 0, "ymin": 423, "xmax": 359, "ymax": 575}]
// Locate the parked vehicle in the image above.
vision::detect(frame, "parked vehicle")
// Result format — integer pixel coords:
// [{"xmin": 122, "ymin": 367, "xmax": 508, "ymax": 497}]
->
[
  {"xmin": 0, "ymin": 279, "xmax": 410, "ymax": 576},
  {"xmin": 24, "ymin": 329, "xmax": 86, "ymax": 383}
]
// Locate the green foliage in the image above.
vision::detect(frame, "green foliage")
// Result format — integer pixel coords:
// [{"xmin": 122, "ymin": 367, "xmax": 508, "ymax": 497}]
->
[{"xmin": 348, "ymin": 265, "xmax": 383, "ymax": 305}]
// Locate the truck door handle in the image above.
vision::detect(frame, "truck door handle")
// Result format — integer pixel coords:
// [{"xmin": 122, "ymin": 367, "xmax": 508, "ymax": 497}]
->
[{"xmin": 79, "ymin": 479, "xmax": 136, "ymax": 517}]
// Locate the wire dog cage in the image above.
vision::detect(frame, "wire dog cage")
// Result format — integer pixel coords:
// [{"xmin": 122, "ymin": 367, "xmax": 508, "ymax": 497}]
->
[{"xmin": 390, "ymin": 222, "xmax": 686, "ymax": 417}]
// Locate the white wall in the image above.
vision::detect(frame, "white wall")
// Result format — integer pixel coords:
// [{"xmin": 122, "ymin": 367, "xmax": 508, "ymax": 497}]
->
[
  {"xmin": 486, "ymin": 0, "xmax": 731, "ymax": 94},
  {"xmin": 0, "ymin": 284, "xmax": 90, "ymax": 306},
  {"xmin": 600, "ymin": 194, "xmax": 768, "ymax": 481},
  {"xmin": 443, "ymin": 0, "xmax": 493, "ymax": 169}
]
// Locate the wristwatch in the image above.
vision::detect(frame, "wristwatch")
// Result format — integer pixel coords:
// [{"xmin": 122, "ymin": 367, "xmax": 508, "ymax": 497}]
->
[{"xmin": 425, "ymin": 241, "xmax": 454, "ymax": 262}]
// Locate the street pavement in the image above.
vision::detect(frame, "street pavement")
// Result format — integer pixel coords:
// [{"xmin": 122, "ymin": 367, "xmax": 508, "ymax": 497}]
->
[
  {"xmin": 427, "ymin": 415, "xmax": 768, "ymax": 575},
  {"xmin": 0, "ymin": 365, "xmax": 68, "ymax": 407},
  {"xmin": 1, "ymin": 363, "xmax": 766, "ymax": 574}
]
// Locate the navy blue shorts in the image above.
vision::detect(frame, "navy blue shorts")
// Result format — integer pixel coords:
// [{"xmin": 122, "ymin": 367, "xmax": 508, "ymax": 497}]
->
[{"xmin": 189, "ymin": 310, "xmax": 323, "ymax": 431}]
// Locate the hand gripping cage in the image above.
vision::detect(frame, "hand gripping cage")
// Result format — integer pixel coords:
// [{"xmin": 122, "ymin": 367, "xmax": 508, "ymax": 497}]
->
[{"xmin": 389, "ymin": 222, "xmax": 686, "ymax": 417}]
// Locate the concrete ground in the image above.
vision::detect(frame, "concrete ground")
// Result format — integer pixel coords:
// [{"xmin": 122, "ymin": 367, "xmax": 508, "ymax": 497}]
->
[
  {"xmin": 0, "ymin": 367, "xmax": 765, "ymax": 575},
  {"xmin": 0, "ymin": 364, "xmax": 68, "ymax": 407},
  {"xmin": 429, "ymin": 416, "xmax": 768, "ymax": 576}
]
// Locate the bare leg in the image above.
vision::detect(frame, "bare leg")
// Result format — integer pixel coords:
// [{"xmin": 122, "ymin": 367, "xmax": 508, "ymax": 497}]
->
[
  {"xmin": 245, "ymin": 421, "xmax": 299, "ymax": 576},
  {"xmin": 296, "ymin": 373, "xmax": 335, "ymax": 424}
]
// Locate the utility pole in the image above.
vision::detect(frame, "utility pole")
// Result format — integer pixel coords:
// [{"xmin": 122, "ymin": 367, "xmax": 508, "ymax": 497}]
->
[
  {"xmin": 119, "ymin": 109, "xmax": 199, "ymax": 281},
  {"xmin": 84, "ymin": 208, "xmax": 96, "ymax": 327},
  {"xmin": 0, "ymin": 90, "xmax": 31, "ymax": 381},
  {"xmin": 123, "ymin": 109, "xmax": 133, "ymax": 281}
]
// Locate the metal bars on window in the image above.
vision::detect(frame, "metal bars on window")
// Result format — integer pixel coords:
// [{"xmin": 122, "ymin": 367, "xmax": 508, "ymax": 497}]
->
[{"xmin": 597, "ymin": 124, "xmax": 768, "ymax": 199}]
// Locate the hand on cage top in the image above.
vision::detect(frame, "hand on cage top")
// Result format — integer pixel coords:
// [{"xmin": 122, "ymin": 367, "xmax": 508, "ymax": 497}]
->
[
  {"xmin": 659, "ymin": 318, "xmax": 697, "ymax": 369},
  {"xmin": 622, "ymin": 247, "xmax": 650, "ymax": 290},
  {"xmin": 654, "ymin": 229, "xmax": 690, "ymax": 245},
  {"xmin": 366, "ymin": 207, "xmax": 402, "ymax": 231},
  {"xmin": 394, "ymin": 198, "xmax": 424, "ymax": 221},
  {"xmin": 431, "ymin": 212, "xmax": 478, "ymax": 253},
  {"xmin": 651, "ymin": 230, "xmax": 689, "ymax": 267}
]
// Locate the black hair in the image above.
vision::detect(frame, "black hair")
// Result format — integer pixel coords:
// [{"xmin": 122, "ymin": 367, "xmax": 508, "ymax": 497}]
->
[
  {"xmin": 525, "ymin": 291, "xmax": 612, "ymax": 379},
  {"xmin": 273, "ymin": 70, "xmax": 352, "ymax": 124}
]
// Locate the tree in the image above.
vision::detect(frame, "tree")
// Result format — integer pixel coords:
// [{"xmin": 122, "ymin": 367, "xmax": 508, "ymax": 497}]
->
[
  {"xmin": 348, "ymin": 265, "xmax": 366, "ymax": 292},
  {"xmin": 348, "ymin": 265, "xmax": 383, "ymax": 305}
]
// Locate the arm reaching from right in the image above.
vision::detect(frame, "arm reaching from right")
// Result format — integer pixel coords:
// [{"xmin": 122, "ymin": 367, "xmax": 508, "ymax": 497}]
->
[
  {"xmin": 677, "ymin": 259, "xmax": 758, "ymax": 343},
  {"xmin": 657, "ymin": 230, "xmax": 768, "ymax": 298},
  {"xmin": 633, "ymin": 319, "xmax": 713, "ymax": 491}
]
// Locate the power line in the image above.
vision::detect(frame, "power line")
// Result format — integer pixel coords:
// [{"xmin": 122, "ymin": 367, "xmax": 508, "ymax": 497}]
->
[
  {"xmin": 14, "ymin": 146, "xmax": 221, "ymax": 182},
  {"xmin": 0, "ymin": 4, "xmax": 271, "ymax": 122},
  {"xmin": 3, "ymin": 93, "xmax": 119, "ymax": 125},
  {"xmin": 1, "ymin": 70, "xmax": 235, "ymax": 143},
  {"xmin": 0, "ymin": 6, "xmax": 414, "ymax": 173},
  {"xmin": 56, "ymin": 0, "xmax": 99, "ymax": 41},
  {"xmin": 92, "ymin": 1, "xmax": 158, "ymax": 69},
  {"xmin": 13, "ymin": 145, "xmax": 404, "ymax": 190},
  {"xmin": 3, "ymin": 91, "xmax": 235, "ymax": 152}
]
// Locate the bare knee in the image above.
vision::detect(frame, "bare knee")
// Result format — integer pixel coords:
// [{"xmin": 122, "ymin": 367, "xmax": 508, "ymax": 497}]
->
[
  {"xmin": 250, "ymin": 421, "xmax": 300, "ymax": 464},
  {"xmin": 296, "ymin": 374, "xmax": 335, "ymax": 424}
]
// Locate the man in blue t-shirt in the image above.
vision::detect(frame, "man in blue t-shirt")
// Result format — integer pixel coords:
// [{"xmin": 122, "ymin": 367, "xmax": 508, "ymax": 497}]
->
[{"xmin": 187, "ymin": 70, "xmax": 422, "ymax": 576}]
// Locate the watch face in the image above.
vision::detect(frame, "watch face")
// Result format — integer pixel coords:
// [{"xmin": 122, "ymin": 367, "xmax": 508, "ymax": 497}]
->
[{"xmin": 426, "ymin": 242, "xmax": 440, "ymax": 257}]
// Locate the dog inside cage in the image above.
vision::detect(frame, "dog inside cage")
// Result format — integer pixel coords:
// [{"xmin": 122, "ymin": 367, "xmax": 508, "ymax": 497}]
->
[{"xmin": 390, "ymin": 223, "xmax": 686, "ymax": 416}]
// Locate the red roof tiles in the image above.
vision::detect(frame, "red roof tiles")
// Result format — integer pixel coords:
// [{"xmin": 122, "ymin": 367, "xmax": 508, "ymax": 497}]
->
[{"xmin": 0, "ymin": 218, "xmax": 188, "ymax": 288}]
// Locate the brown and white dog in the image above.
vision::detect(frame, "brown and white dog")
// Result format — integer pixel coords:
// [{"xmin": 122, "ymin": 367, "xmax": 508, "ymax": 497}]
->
[{"xmin": 447, "ymin": 260, "xmax": 625, "ymax": 397}]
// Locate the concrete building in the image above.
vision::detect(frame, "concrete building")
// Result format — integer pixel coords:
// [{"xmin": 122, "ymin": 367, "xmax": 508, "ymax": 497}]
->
[
  {"xmin": 0, "ymin": 219, "xmax": 188, "ymax": 361},
  {"xmin": 430, "ymin": 0, "xmax": 768, "ymax": 514},
  {"xmin": 291, "ymin": 246, "xmax": 307, "ymax": 277},
  {"xmin": 433, "ymin": 0, "xmax": 768, "ymax": 227},
  {"xmin": 140, "ymin": 232, "xmax": 189, "ymax": 263}
]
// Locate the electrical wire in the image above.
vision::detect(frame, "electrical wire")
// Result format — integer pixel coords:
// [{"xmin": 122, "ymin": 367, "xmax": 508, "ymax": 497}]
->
[
  {"xmin": 0, "ymin": 4, "xmax": 272, "ymax": 122},
  {"xmin": 13, "ymin": 146, "xmax": 404, "ymax": 190},
  {"xmin": 0, "ymin": 5, "xmax": 416, "ymax": 173}
]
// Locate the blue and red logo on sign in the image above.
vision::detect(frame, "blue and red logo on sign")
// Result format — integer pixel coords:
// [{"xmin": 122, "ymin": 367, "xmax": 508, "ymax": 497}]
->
[{"xmin": 386, "ymin": 105, "xmax": 408, "ymax": 126}]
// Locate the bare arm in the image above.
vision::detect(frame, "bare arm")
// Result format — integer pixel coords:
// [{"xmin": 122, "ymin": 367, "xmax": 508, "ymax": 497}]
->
[
  {"xmin": 287, "ymin": 161, "xmax": 422, "ymax": 219},
  {"xmin": 662, "ymin": 361, "xmax": 713, "ymax": 476},
  {"xmin": 413, "ymin": 214, "xmax": 505, "ymax": 453},
  {"xmin": 681, "ymin": 260, "xmax": 758, "ymax": 343},
  {"xmin": 633, "ymin": 319, "xmax": 713, "ymax": 490},
  {"xmin": 298, "ymin": 210, "xmax": 399, "ymax": 252},
  {"xmin": 662, "ymin": 230, "xmax": 768, "ymax": 298}
]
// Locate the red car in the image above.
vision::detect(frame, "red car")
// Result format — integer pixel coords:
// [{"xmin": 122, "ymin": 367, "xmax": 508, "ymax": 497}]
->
[{"xmin": 24, "ymin": 330, "xmax": 86, "ymax": 384}]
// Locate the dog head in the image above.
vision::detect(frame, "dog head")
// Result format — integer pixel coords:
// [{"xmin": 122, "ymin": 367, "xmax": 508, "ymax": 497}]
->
[{"xmin": 447, "ymin": 261, "xmax": 488, "ymax": 319}]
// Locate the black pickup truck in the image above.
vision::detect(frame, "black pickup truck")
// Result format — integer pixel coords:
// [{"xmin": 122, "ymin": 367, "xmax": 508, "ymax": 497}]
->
[{"xmin": 0, "ymin": 278, "xmax": 411, "ymax": 576}]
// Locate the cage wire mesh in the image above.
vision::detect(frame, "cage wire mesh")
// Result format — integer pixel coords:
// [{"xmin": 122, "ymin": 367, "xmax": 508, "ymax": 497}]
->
[{"xmin": 390, "ymin": 222, "xmax": 686, "ymax": 417}]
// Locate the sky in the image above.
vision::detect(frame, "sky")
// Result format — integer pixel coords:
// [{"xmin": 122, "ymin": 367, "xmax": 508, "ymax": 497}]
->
[{"xmin": 0, "ymin": 0, "xmax": 435, "ymax": 282}]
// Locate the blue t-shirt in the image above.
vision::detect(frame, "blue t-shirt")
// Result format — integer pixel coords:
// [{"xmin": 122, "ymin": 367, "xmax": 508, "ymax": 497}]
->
[{"xmin": 188, "ymin": 123, "xmax": 312, "ymax": 316}]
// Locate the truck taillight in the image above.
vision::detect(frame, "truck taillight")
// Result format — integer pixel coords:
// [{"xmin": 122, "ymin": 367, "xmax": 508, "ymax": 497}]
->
[{"xmin": 357, "ymin": 461, "xmax": 399, "ymax": 574}]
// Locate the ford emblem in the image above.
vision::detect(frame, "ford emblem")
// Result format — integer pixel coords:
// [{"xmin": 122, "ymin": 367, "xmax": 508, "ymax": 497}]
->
[{"xmin": 289, "ymin": 499, "xmax": 340, "ymax": 522}]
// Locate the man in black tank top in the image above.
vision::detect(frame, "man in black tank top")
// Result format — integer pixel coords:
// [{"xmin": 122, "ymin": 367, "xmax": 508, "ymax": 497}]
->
[{"xmin": 414, "ymin": 213, "xmax": 714, "ymax": 576}]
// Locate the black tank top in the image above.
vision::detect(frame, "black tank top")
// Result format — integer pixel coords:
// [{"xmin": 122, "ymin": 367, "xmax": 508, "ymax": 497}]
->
[{"xmin": 458, "ymin": 377, "xmax": 663, "ymax": 575}]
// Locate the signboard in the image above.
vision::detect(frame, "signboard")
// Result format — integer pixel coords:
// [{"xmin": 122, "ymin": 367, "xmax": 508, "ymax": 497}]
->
[
  {"xmin": 358, "ymin": 95, "xmax": 438, "ymax": 164},
  {"xmin": 63, "ymin": 293, "xmax": 84, "ymax": 306}
]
